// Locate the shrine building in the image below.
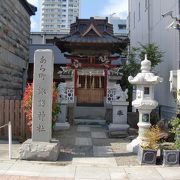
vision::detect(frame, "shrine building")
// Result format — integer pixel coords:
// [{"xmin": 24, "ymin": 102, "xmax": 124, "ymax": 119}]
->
[{"xmin": 55, "ymin": 17, "xmax": 128, "ymax": 117}]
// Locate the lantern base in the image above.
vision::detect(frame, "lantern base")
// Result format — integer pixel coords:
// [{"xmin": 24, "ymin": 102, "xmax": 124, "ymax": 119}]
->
[{"xmin": 127, "ymin": 138, "xmax": 141, "ymax": 154}]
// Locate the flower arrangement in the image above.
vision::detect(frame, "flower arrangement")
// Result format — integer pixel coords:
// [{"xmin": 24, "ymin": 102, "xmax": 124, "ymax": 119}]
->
[{"xmin": 23, "ymin": 82, "xmax": 60, "ymax": 132}]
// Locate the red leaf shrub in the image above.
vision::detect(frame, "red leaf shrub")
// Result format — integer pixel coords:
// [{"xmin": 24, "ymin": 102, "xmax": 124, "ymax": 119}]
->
[{"xmin": 23, "ymin": 82, "xmax": 60, "ymax": 132}]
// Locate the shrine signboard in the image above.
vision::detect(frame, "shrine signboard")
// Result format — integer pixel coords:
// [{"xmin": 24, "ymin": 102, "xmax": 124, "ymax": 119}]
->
[{"xmin": 32, "ymin": 49, "xmax": 54, "ymax": 142}]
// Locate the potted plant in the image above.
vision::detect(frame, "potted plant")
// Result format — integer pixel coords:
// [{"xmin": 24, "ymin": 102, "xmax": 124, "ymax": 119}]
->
[
  {"xmin": 138, "ymin": 125, "xmax": 161, "ymax": 165},
  {"xmin": 161, "ymin": 115, "xmax": 180, "ymax": 166}
]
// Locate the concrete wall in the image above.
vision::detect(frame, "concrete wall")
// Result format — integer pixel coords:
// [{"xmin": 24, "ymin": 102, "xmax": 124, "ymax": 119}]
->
[
  {"xmin": 0, "ymin": 0, "xmax": 32, "ymax": 98},
  {"xmin": 129, "ymin": 0, "xmax": 179, "ymax": 119},
  {"xmin": 30, "ymin": 33, "xmax": 68, "ymax": 44}
]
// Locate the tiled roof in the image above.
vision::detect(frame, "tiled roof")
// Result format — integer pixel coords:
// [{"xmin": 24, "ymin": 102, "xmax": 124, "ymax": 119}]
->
[{"xmin": 59, "ymin": 33, "xmax": 127, "ymax": 44}]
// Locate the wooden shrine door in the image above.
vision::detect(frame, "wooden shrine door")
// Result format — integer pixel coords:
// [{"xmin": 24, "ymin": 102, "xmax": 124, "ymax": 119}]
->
[{"xmin": 77, "ymin": 75, "xmax": 104, "ymax": 106}]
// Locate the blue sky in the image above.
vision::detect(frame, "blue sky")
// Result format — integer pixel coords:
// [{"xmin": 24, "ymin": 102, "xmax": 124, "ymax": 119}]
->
[{"xmin": 27, "ymin": 0, "xmax": 128, "ymax": 32}]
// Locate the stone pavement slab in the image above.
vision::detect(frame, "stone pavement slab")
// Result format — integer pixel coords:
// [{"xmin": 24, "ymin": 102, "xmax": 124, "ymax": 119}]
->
[
  {"xmin": 93, "ymin": 146, "xmax": 113, "ymax": 157},
  {"xmin": 77, "ymin": 126, "xmax": 90, "ymax": 132},
  {"xmin": 0, "ymin": 162, "xmax": 14, "ymax": 174},
  {"xmin": 5, "ymin": 162, "xmax": 45, "ymax": 176},
  {"xmin": 91, "ymin": 131, "xmax": 106, "ymax": 138},
  {"xmin": 124, "ymin": 167, "xmax": 164, "ymax": 180},
  {"xmin": 75, "ymin": 137, "xmax": 92, "ymax": 146},
  {"xmin": 0, "ymin": 161, "xmax": 180, "ymax": 179},
  {"xmin": 39, "ymin": 165, "xmax": 76, "ymax": 178},
  {"xmin": 75, "ymin": 166, "xmax": 110, "ymax": 179},
  {"xmin": 108, "ymin": 167, "xmax": 128, "ymax": 180},
  {"xmin": 72, "ymin": 157, "xmax": 117, "ymax": 167},
  {"xmin": 156, "ymin": 167, "xmax": 180, "ymax": 180}
]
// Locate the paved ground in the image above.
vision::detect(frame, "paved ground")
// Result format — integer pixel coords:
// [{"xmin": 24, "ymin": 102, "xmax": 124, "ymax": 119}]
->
[
  {"xmin": 55, "ymin": 125, "xmax": 138, "ymax": 166},
  {"xmin": 0, "ymin": 125, "xmax": 180, "ymax": 180}
]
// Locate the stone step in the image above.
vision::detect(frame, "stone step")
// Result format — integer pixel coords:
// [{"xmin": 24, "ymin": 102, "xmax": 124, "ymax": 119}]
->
[
  {"xmin": 75, "ymin": 106, "xmax": 106, "ymax": 120},
  {"xmin": 74, "ymin": 119, "xmax": 106, "ymax": 125}
]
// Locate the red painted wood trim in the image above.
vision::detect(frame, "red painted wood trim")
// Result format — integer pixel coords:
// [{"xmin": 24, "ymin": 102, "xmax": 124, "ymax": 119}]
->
[
  {"xmin": 104, "ymin": 69, "xmax": 107, "ymax": 97},
  {"xmin": 74, "ymin": 69, "xmax": 78, "ymax": 96},
  {"xmin": 80, "ymin": 64, "xmax": 117, "ymax": 68}
]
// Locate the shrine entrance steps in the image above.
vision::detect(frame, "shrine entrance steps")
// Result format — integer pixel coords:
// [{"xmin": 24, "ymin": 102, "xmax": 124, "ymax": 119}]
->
[{"xmin": 74, "ymin": 106, "xmax": 106, "ymax": 125}]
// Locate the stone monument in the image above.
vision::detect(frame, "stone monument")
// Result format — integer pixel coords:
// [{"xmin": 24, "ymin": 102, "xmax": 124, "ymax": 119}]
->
[
  {"xmin": 127, "ymin": 54, "xmax": 163, "ymax": 153},
  {"xmin": 108, "ymin": 84, "xmax": 129, "ymax": 137},
  {"xmin": 20, "ymin": 49, "xmax": 60, "ymax": 161},
  {"xmin": 55, "ymin": 82, "xmax": 70, "ymax": 130}
]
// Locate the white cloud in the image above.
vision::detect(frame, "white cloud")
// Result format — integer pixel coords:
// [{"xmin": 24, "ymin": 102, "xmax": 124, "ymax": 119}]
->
[
  {"xmin": 100, "ymin": 0, "xmax": 128, "ymax": 19},
  {"xmin": 27, "ymin": 0, "xmax": 39, "ymax": 6}
]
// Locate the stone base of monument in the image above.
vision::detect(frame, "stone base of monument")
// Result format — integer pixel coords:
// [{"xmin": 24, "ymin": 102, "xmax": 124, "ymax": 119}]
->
[
  {"xmin": 108, "ymin": 124, "xmax": 129, "ymax": 137},
  {"xmin": 126, "ymin": 138, "xmax": 141, "ymax": 154},
  {"xmin": 55, "ymin": 122, "xmax": 70, "ymax": 130},
  {"xmin": 19, "ymin": 139, "xmax": 60, "ymax": 161}
]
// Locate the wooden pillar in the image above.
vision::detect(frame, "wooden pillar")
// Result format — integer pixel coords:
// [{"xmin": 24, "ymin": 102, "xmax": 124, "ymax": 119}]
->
[
  {"xmin": 104, "ymin": 69, "xmax": 107, "ymax": 96},
  {"xmin": 99, "ymin": 76, "xmax": 102, "ymax": 88},
  {"xmin": 92, "ymin": 76, "xmax": 95, "ymax": 89},
  {"xmin": 74, "ymin": 69, "xmax": 78, "ymax": 96},
  {"xmin": 85, "ymin": 75, "xmax": 87, "ymax": 89}
]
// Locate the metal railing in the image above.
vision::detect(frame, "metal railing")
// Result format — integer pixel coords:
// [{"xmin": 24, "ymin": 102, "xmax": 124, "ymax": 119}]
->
[{"xmin": 0, "ymin": 121, "xmax": 12, "ymax": 160}]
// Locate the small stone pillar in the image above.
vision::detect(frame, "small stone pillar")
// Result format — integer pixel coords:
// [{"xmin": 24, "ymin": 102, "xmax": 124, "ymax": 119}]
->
[
  {"xmin": 127, "ymin": 55, "xmax": 163, "ymax": 153},
  {"xmin": 55, "ymin": 82, "xmax": 70, "ymax": 130},
  {"xmin": 108, "ymin": 84, "xmax": 129, "ymax": 137},
  {"xmin": 19, "ymin": 49, "xmax": 60, "ymax": 161}
]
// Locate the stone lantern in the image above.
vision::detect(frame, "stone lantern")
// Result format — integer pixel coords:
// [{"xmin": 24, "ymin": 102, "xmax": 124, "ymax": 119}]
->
[{"xmin": 127, "ymin": 55, "xmax": 163, "ymax": 153}]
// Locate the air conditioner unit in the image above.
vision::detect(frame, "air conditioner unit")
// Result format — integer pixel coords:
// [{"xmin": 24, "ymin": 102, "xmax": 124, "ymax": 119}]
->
[
  {"xmin": 169, "ymin": 70, "xmax": 177, "ymax": 93},
  {"xmin": 169, "ymin": 70, "xmax": 180, "ymax": 104}
]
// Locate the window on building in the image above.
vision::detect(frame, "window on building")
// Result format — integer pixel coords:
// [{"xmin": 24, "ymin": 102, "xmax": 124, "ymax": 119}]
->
[
  {"xmin": 138, "ymin": 2, "xmax": 141, "ymax": 21},
  {"xmin": 118, "ymin": 24, "xmax": 126, "ymax": 30}
]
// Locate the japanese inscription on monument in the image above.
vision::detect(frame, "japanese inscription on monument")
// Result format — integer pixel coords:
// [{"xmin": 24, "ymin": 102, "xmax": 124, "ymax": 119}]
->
[{"xmin": 32, "ymin": 50, "xmax": 54, "ymax": 142}]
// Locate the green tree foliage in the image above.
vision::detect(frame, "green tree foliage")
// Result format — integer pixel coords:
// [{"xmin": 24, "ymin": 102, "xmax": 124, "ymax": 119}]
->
[{"xmin": 121, "ymin": 43, "xmax": 163, "ymax": 111}]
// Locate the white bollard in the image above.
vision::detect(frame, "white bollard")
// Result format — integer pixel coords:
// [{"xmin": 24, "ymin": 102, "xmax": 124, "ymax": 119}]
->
[{"xmin": 8, "ymin": 121, "xmax": 12, "ymax": 160}]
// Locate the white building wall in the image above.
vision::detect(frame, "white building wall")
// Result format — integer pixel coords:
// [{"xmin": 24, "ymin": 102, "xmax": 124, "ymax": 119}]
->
[
  {"xmin": 41, "ymin": 0, "xmax": 80, "ymax": 33},
  {"xmin": 109, "ymin": 17, "xmax": 128, "ymax": 36},
  {"xmin": 129, "ymin": 0, "xmax": 179, "ymax": 119}
]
